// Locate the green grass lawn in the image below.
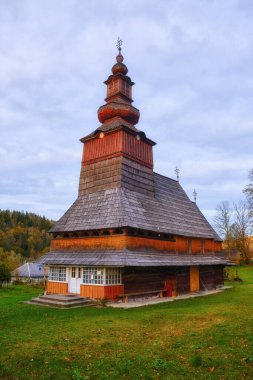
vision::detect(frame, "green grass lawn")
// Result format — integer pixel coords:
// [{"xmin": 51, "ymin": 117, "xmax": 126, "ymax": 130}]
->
[{"xmin": 0, "ymin": 267, "xmax": 253, "ymax": 380}]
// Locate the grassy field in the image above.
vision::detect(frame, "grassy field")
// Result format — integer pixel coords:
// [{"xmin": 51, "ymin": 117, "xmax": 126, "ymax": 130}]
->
[{"xmin": 0, "ymin": 267, "xmax": 253, "ymax": 380}]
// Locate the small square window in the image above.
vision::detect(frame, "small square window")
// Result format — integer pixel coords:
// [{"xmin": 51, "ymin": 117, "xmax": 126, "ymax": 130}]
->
[
  {"xmin": 71, "ymin": 268, "xmax": 76, "ymax": 278},
  {"xmin": 49, "ymin": 267, "xmax": 66, "ymax": 282}
]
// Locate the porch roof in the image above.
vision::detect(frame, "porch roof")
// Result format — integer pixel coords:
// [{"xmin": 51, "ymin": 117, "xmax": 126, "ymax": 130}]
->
[{"xmin": 38, "ymin": 250, "xmax": 231, "ymax": 267}]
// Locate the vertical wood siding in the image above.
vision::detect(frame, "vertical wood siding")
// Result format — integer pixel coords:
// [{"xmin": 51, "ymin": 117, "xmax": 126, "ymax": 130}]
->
[
  {"xmin": 52, "ymin": 235, "xmax": 220, "ymax": 254},
  {"xmin": 191, "ymin": 239, "xmax": 202, "ymax": 254},
  {"xmin": 47, "ymin": 281, "xmax": 68, "ymax": 294},
  {"xmin": 176, "ymin": 269, "xmax": 190, "ymax": 293},
  {"xmin": 214, "ymin": 241, "xmax": 222, "ymax": 252},
  {"xmin": 51, "ymin": 235, "xmax": 176, "ymax": 251},
  {"xmin": 82, "ymin": 130, "xmax": 153, "ymax": 168},
  {"xmin": 122, "ymin": 131, "xmax": 153, "ymax": 167},
  {"xmin": 176, "ymin": 237, "xmax": 188, "ymax": 253},
  {"xmin": 122, "ymin": 267, "xmax": 190, "ymax": 294},
  {"xmin": 199, "ymin": 266, "xmax": 224, "ymax": 290},
  {"xmin": 82, "ymin": 131, "xmax": 123, "ymax": 163},
  {"xmin": 204, "ymin": 240, "xmax": 215, "ymax": 252},
  {"xmin": 80, "ymin": 285, "xmax": 124, "ymax": 300}
]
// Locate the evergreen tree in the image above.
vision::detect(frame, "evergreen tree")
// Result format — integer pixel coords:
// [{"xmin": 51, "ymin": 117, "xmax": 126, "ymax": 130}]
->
[{"xmin": 0, "ymin": 264, "xmax": 11, "ymax": 287}]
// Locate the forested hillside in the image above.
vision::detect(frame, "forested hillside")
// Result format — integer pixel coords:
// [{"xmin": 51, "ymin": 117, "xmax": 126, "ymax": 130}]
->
[{"xmin": 0, "ymin": 210, "xmax": 54, "ymax": 270}]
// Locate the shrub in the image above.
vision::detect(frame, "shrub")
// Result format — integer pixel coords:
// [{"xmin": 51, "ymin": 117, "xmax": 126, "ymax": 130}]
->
[
  {"xmin": 0, "ymin": 264, "xmax": 11, "ymax": 288},
  {"xmin": 224, "ymin": 267, "xmax": 242, "ymax": 282}
]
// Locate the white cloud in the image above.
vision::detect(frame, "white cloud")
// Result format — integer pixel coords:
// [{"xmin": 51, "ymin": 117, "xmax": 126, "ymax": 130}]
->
[{"xmin": 0, "ymin": 0, "xmax": 252, "ymax": 223}]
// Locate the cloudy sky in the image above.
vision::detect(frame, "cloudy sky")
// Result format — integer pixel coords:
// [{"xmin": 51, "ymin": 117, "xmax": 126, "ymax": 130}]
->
[{"xmin": 0, "ymin": 0, "xmax": 252, "ymax": 224}]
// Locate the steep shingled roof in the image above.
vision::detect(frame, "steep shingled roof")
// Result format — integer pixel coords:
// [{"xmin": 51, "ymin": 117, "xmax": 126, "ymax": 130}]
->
[{"xmin": 50, "ymin": 173, "xmax": 221, "ymax": 241}]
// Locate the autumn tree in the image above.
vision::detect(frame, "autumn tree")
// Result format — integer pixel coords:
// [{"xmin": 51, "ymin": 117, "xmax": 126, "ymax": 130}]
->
[
  {"xmin": 243, "ymin": 169, "xmax": 253, "ymax": 215},
  {"xmin": 213, "ymin": 201, "xmax": 233, "ymax": 257},
  {"xmin": 231, "ymin": 201, "xmax": 253, "ymax": 264},
  {"xmin": 0, "ymin": 248, "xmax": 22, "ymax": 271},
  {"xmin": 214, "ymin": 200, "xmax": 252, "ymax": 263},
  {"xmin": 0, "ymin": 210, "xmax": 54, "ymax": 268}
]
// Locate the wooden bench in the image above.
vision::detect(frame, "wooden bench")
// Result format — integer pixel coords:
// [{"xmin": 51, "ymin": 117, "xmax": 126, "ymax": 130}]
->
[{"xmin": 117, "ymin": 289, "xmax": 165, "ymax": 303}]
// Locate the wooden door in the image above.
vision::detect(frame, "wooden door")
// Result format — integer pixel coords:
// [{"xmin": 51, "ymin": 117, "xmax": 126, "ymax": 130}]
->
[
  {"xmin": 190, "ymin": 266, "xmax": 199, "ymax": 292},
  {"xmin": 164, "ymin": 278, "xmax": 177, "ymax": 297},
  {"xmin": 69, "ymin": 267, "xmax": 82, "ymax": 294}
]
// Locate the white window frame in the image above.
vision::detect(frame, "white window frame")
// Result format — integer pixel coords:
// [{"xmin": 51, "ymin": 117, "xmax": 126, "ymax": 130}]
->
[
  {"xmin": 82, "ymin": 267, "xmax": 122, "ymax": 286},
  {"xmin": 48, "ymin": 266, "xmax": 67, "ymax": 283},
  {"xmin": 71, "ymin": 267, "xmax": 76, "ymax": 278},
  {"xmin": 105, "ymin": 267, "xmax": 122, "ymax": 285}
]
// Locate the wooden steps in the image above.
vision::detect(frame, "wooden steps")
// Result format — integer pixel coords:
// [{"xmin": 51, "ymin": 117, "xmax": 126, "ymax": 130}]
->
[{"xmin": 27, "ymin": 294, "xmax": 96, "ymax": 308}]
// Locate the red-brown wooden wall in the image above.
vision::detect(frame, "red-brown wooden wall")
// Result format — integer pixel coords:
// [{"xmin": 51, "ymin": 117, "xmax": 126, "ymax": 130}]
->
[{"xmin": 82, "ymin": 130, "xmax": 153, "ymax": 168}]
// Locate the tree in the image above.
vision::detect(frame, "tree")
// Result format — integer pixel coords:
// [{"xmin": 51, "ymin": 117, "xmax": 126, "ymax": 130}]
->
[
  {"xmin": 0, "ymin": 264, "xmax": 11, "ymax": 288},
  {"xmin": 243, "ymin": 169, "xmax": 253, "ymax": 214},
  {"xmin": 0, "ymin": 248, "xmax": 22, "ymax": 271},
  {"xmin": 0, "ymin": 210, "xmax": 54, "ymax": 261},
  {"xmin": 231, "ymin": 201, "xmax": 253, "ymax": 264},
  {"xmin": 214, "ymin": 200, "xmax": 253, "ymax": 263},
  {"xmin": 213, "ymin": 201, "xmax": 233, "ymax": 256}
]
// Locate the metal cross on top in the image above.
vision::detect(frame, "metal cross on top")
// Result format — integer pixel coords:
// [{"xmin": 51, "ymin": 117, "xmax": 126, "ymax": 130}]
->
[
  {"xmin": 116, "ymin": 37, "xmax": 123, "ymax": 52},
  {"xmin": 193, "ymin": 189, "xmax": 197, "ymax": 203},
  {"xmin": 175, "ymin": 166, "xmax": 180, "ymax": 182}
]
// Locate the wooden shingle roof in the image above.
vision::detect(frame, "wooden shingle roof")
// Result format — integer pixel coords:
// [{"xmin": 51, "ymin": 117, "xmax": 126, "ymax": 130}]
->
[
  {"xmin": 51, "ymin": 173, "xmax": 221, "ymax": 241},
  {"xmin": 39, "ymin": 250, "xmax": 230, "ymax": 267}
]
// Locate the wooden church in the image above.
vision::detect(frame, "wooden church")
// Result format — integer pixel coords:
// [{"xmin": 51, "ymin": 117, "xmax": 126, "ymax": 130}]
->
[{"xmin": 40, "ymin": 43, "xmax": 230, "ymax": 301}]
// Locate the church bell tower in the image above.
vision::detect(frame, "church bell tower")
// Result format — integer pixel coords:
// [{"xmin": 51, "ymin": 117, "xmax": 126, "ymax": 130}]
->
[{"xmin": 79, "ymin": 39, "xmax": 156, "ymax": 197}]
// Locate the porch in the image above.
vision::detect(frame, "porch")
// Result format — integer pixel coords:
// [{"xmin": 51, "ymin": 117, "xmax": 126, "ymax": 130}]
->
[
  {"xmin": 46, "ymin": 266, "xmax": 124, "ymax": 299},
  {"xmin": 44, "ymin": 264, "xmax": 226, "ymax": 301}
]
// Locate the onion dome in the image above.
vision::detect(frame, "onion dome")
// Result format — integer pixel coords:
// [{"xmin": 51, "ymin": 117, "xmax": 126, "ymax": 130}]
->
[
  {"xmin": 112, "ymin": 52, "xmax": 128, "ymax": 75},
  {"xmin": 98, "ymin": 102, "xmax": 140, "ymax": 125},
  {"xmin": 97, "ymin": 38, "xmax": 140, "ymax": 126}
]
